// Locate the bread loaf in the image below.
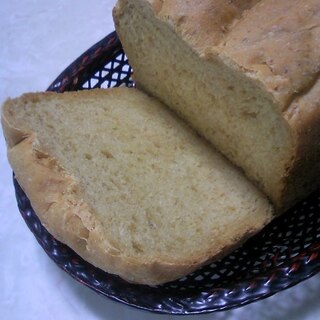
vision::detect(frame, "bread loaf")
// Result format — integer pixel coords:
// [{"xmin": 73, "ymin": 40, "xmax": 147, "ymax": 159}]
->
[
  {"xmin": 1, "ymin": 88, "xmax": 273, "ymax": 285},
  {"xmin": 113, "ymin": 0, "xmax": 320, "ymax": 211}
]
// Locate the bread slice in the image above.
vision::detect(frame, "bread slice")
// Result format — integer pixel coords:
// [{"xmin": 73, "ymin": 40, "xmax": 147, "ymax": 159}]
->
[
  {"xmin": 1, "ymin": 88, "xmax": 273, "ymax": 285},
  {"xmin": 113, "ymin": 0, "xmax": 320, "ymax": 212}
]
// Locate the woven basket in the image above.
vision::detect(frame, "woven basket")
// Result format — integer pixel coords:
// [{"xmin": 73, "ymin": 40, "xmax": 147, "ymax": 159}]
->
[{"xmin": 13, "ymin": 31, "xmax": 320, "ymax": 315}]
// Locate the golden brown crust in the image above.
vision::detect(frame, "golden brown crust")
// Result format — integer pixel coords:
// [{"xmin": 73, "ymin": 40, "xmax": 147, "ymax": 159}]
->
[
  {"xmin": 280, "ymin": 80, "xmax": 320, "ymax": 209},
  {"xmin": 155, "ymin": 0, "xmax": 260, "ymax": 48},
  {"xmin": 150, "ymin": 0, "xmax": 320, "ymax": 118},
  {"xmin": 154, "ymin": 0, "xmax": 320, "ymax": 125},
  {"xmin": 151, "ymin": 0, "xmax": 320, "ymax": 111},
  {"xmin": 221, "ymin": 0, "xmax": 320, "ymax": 110}
]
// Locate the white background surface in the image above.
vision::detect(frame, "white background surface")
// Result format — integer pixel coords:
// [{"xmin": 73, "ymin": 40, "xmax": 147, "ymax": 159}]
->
[{"xmin": 1, "ymin": 1, "xmax": 320, "ymax": 319}]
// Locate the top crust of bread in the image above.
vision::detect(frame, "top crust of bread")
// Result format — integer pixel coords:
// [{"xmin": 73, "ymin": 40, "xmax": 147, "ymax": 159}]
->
[
  {"xmin": 148, "ymin": 0, "xmax": 320, "ymax": 110},
  {"xmin": 1, "ymin": 88, "xmax": 273, "ymax": 285}
]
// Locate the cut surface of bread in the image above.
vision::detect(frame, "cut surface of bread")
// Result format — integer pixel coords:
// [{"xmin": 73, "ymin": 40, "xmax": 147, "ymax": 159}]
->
[
  {"xmin": 114, "ymin": 0, "xmax": 320, "ymax": 211},
  {"xmin": 2, "ymin": 88, "xmax": 273, "ymax": 285}
]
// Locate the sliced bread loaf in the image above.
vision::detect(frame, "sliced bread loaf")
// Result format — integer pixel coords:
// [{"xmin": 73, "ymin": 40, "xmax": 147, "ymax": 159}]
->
[
  {"xmin": 1, "ymin": 88, "xmax": 273, "ymax": 285},
  {"xmin": 113, "ymin": 0, "xmax": 320, "ymax": 211}
]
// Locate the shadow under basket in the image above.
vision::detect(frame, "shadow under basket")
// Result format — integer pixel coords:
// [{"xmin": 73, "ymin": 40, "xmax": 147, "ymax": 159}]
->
[{"xmin": 13, "ymin": 31, "xmax": 320, "ymax": 315}]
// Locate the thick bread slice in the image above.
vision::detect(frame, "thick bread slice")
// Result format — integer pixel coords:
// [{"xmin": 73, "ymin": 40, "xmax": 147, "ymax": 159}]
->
[
  {"xmin": 1, "ymin": 88, "xmax": 273, "ymax": 285},
  {"xmin": 113, "ymin": 0, "xmax": 320, "ymax": 212}
]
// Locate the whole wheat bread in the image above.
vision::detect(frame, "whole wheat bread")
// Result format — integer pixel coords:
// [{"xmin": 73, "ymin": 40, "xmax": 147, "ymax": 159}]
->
[{"xmin": 1, "ymin": 88, "xmax": 273, "ymax": 284}]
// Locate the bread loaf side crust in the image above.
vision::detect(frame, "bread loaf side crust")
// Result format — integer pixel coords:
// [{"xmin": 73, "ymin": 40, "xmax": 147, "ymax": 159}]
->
[{"xmin": 280, "ymin": 80, "xmax": 320, "ymax": 210}]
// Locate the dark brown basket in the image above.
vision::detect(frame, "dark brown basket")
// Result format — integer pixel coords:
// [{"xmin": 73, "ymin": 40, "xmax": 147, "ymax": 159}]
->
[{"xmin": 13, "ymin": 31, "xmax": 320, "ymax": 314}]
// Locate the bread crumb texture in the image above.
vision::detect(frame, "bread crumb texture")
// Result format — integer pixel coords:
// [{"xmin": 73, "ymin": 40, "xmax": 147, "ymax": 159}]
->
[{"xmin": 1, "ymin": 88, "xmax": 273, "ymax": 284}]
